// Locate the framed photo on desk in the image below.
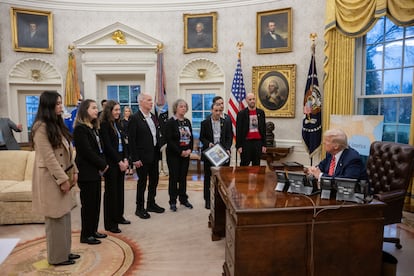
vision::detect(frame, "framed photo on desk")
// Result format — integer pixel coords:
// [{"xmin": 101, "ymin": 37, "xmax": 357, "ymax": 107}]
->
[
  {"xmin": 11, "ymin": 7, "xmax": 53, "ymax": 53},
  {"xmin": 203, "ymin": 144, "xmax": 229, "ymax": 167}
]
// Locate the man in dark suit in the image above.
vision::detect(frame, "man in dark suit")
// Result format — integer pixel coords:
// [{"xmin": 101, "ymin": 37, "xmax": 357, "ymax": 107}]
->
[
  {"xmin": 129, "ymin": 93, "xmax": 165, "ymax": 219},
  {"xmin": 212, "ymin": 96, "xmax": 233, "ymax": 166},
  {"xmin": 261, "ymin": 20, "xmax": 287, "ymax": 48},
  {"xmin": 307, "ymin": 129, "xmax": 367, "ymax": 180},
  {"xmin": 200, "ymin": 103, "xmax": 232, "ymax": 209},
  {"xmin": 0, "ymin": 117, "xmax": 22, "ymax": 150},
  {"xmin": 236, "ymin": 93, "xmax": 267, "ymax": 166}
]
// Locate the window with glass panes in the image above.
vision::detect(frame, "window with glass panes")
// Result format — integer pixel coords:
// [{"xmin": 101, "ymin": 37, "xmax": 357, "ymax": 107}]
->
[
  {"xmin": 191, "ymin": 93, "xmax": 215, "ymax": 139},
  {"xmin": 25, "ymin": 95, "xmax": 39, "ymax": 139},
  {"xmin": 107, "ymin": 85, "xmax": 140, "ymax": 114},
  {"xmin": 357, "ymin": 17, "xmax": 413, "ymax": 143}
]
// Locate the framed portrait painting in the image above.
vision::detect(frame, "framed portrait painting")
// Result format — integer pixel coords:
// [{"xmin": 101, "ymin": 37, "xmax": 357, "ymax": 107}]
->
[
  {"xmin": 257, "ymin": 8, "xmax": 292, "ymax": 54},
  {"xmin": 252, "ymin": 64, "xmax": 296, "ymax": 118},
  {"xmin": 11, "ymin": 7, "xmax": 53, "ymax": 53},
  {"xmin": 183, "ymin": 12, "xmax": 217, "ymax": 54}
]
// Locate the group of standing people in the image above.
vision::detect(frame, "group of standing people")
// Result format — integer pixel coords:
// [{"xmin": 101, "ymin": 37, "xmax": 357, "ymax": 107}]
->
[{"xmin": 28, "ymin": 88, "xmax": 275, "ymax": 267}]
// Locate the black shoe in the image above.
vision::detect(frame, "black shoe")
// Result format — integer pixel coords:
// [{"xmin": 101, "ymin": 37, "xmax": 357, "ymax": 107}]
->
[
  {"xmin": 170, "ymin": 203, "xmax": 177, "ymax": 212},
  {"xmin": 108, "ymin": 228, "xmax": 122, "ymax": 233},
  {"xmin": 80, "ymin": 236, "xmax": 101, "ymax": 245},
  {"xmin": 205, "ymin": 201, "xmax": 211, "ymax": 209},
  {"xmin": 68, "ymin": 253, "xmax": 80, "ymax": 260},
  {"xmin": 118, "ymin": 218, "xmax": 131, "ymax": 224},
  {"xmin": 182, "ymin": 201, "xmax": 193, "ymax": 209},
  {"xmin": 53, "ymin": 259, "xmax": 75, "ymax": 266},
  {"xmin": 147, "ymin": 203, "xmax": 165, "ymax": 213},
  {"xmin": 93, "ymin": 232, "xmax": 107, "ymax": 239},
  {"xmin": 135, "ymin": 209, "xmax": 151, "ymax": 219}
]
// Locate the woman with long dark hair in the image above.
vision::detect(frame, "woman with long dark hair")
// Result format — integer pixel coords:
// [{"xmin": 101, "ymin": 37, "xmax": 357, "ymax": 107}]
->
[
  {"xmin": 73, "ymin": 99, "xmax": 108, "ymax": 245},
  {"xmin": 100, "ymin": 100, "xmax": 130, "ymax": 233},
  {"xmin": 32, "ymin": 91, "xmax": 79, "ymax": 266}
]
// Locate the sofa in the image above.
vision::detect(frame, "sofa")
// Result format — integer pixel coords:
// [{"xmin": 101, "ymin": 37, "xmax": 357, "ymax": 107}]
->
[{"xmin": 0, "ymin": 150, "xmax": 44, "ymax": 224}]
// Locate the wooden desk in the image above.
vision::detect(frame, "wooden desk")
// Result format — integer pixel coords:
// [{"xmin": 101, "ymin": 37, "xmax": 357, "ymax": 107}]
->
[
  {"xmin": 210, "ymin": 166, "xmax": 385, "ymax": 276},
  {"xmin": 261, "ymin": 146, "xmax": 293, "ymax": 168}
]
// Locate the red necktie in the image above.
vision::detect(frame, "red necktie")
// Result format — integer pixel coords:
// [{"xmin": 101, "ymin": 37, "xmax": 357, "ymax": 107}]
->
[{"xmin": 328, "ymin": 155, "xmax": 336, "ymax": 176}]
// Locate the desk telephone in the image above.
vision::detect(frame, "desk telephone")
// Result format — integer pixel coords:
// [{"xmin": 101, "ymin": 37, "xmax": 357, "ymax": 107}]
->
[
  {"xmin": 275, "ymin": 170, "xmax": 318, "ymax": 195},
  {"xmin": 275, "ymin": 171, "xmax": 370, "ymax": 203},
  {"xmin": 320, "ymin": 176, "xmax": 369, "ymax": 203}
]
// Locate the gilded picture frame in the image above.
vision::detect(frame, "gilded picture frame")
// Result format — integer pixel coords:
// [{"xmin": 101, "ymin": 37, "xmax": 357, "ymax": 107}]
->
[
  {"xmin": 252, "ymin": 64, "xmax": 296, "ymax": 118},
  {"xmin": 257, "ymin": 8, "xmax": 292, "ymax": 54},
  {"xmin": 184, "ymin": 12, "xmax": 217, "ymax": 54},
  {"xmin": 11, "ymin": 7, "xmax": 53, "ymax": 53}
]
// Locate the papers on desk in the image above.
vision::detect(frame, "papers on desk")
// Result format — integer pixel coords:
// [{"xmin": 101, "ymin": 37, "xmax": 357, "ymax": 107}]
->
[{"xmin": 0, "ymin": 238, "xmax": 20, "ymax": 264}]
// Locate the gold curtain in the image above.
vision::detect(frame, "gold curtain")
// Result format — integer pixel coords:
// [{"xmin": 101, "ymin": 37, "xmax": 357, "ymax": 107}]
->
[{"xmin": 323, "ymin": 0, "xmax": 414, "ymax": 211}]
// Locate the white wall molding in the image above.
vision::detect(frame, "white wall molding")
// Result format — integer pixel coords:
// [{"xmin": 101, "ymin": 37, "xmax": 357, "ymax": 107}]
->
[{"xmin": 4, "ymin": 0, "xmax": 279, "ymax": 12}]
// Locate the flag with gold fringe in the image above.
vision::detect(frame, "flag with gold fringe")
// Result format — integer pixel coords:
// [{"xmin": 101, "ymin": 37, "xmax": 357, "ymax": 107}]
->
[
  {"xmin": 64, "ymin": 48, "xmax": 80, "ymax": 106},
  {"xmin": 302, "ymin": 42, "xmax": 322, "ymax": 158}
]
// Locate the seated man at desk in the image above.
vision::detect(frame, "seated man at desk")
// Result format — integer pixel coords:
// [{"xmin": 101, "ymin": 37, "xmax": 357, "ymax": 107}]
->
[{"xmin": 307, "ymin": 128, "xmax": 367, "ymax": 180}]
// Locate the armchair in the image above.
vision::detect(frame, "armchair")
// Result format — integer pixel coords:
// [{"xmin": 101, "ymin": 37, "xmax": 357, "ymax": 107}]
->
[{"xmin": 366, "ymin": 141, "xmax": 414, "ymax": 249}]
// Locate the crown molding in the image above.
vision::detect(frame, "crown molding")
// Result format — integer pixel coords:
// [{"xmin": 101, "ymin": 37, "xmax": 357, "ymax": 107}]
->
[{"xmin": 3, "ymin": 0, "xmax": 278, "ymax": 12}]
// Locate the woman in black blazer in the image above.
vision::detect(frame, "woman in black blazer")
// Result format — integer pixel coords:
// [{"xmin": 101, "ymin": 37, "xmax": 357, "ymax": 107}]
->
[
  {"xmin": 100, "ymin": 100, "xmax": 130, "ymax": 233},
  {"xmin": 73, "ymin": 99, "xmax": 108, "ymax": 245},
  {"xmin": 165, "ymin": 99, "xmax": 194, "ymax": 211}
]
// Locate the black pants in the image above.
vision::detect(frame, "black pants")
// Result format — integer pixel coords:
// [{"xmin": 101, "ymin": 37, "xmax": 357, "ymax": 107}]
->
[
  {"xmin": 167, "ymin": 155, "xmax": 190, "ymax": 204},
  {"xmin": 203, "ymin": 160, "xmax": 213, "ymax": 203},
  {"xmin": 240, "ymin": 140, "xmax": 262, "ymax": 166},
  {"xmin": 136, "ymin": 160, "xmax": 159, "ymax": 210},
  {"xmin": 103, "ymin": 163, "xmax": 125, "ymax": 230},
  {"xmin": 78, "ymin": 180, "xmax": 101, "ymax": 239}
]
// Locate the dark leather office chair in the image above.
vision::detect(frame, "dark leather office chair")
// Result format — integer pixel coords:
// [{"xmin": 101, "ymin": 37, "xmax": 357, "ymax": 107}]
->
[{"xmin": 366, "ymin": 141, "xmax": 414, "ymax": 249}]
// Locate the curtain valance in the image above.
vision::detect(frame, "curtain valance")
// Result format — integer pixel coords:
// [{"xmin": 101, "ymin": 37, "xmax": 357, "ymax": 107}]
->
[{"xmin": 325, "ymin": 0, "xmax": 414, "ymax": 37}]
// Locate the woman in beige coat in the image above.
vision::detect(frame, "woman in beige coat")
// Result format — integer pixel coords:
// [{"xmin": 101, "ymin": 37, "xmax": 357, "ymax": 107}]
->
[{"xmin": 32, "ymin": 91, "xmax": 79, "ymax": 266}]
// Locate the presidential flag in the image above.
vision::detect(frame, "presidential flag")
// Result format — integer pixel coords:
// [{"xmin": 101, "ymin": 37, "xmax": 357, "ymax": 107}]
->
[
  {"xmin": 302, "ymin": 54, "xmax": 322, "ymax": 157},
  {"xmin": 228, "ymin": 56, "xmax": 247, "ymax": 139}
]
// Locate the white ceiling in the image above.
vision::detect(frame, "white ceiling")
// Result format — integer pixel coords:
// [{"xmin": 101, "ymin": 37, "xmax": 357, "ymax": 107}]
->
[{"xmin": 4, "ymin": 0, "xmax": 278, "ymax": 11}]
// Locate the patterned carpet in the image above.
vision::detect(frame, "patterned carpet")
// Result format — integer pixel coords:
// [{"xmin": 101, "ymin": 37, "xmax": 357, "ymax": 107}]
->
[{"xmin": 1, "ymin": 232, "xmax": 141, "ymax": 275}]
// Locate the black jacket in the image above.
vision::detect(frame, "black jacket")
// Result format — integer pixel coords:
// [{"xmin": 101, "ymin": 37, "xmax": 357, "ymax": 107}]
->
[
  {"xmin": 73, "ymin": 123, "xmax": 107, "ymax": 182},
  {"xmin": 165, "ymin": 117, "xmax": 193, "ymax": 157},
  {"xmin": 235, "ymin": 107, "xmax": 266, "ymax": 149},
  {"xmin": 128, "ymin": 110, "xmax": 160, "ymax": 164},
  {"xmin": 100, "ymin": 120, "xmax": 128, "ymax": 165},
  {"xmin": 200, "ymin": 117, "xmax": 232, "ymax": 161}
]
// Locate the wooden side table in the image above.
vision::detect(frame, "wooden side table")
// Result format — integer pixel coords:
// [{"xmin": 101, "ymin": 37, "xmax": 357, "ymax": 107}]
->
[{"xmin": 261, "ymin": 146, "xmax": 293, "ymax": 168}]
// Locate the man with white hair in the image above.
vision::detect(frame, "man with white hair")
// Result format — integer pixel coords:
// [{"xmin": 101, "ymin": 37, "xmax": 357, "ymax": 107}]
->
[
  {"xmin": 129, "ymin": 93, "xmax": 165, "ymax": 219},
  {"xmin": 307, "ymin": 129, "xmax": 367, "ymax": 180}
]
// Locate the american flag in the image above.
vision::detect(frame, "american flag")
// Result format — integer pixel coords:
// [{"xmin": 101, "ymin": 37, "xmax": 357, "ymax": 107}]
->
[
  {"xmin": 302, "ymin": 54, "xmax": 322, "ymax": 158},
  {"xmin": 228, "ymin": 57, "xmax": 247, "ymax": 138}
]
